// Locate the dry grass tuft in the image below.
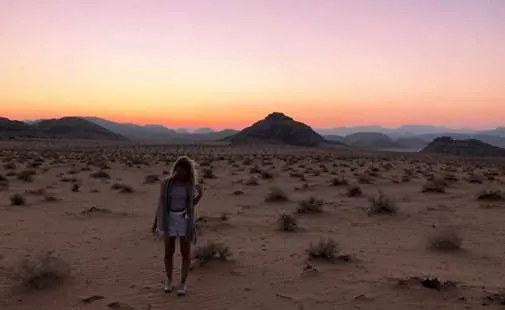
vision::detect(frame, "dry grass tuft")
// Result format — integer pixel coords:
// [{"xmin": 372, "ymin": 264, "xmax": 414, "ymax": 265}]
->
[
  {"xmin": 278, "ymin": 213, "xmax": 298, "ymax": 231},
  {"xmin": 111, "ymin": 183, "xmax": 134, "ymax": 193},
  {"xmin": 429, "ymin": 230, "xmax": 462, "ymax": 252},
  {"xmin": 10, "ymin": 193, "xmax": 26, "ymax": 206},
  {"xmin": 297, "ymin": 197, "xmax": 324, "ymax": 214},
  {"xmin": 17, "ymin": 170, "xmax": 35, "ymax": 183},
  {"xmin": 422, "ymin": 178, "xmax": 448, "ymax": 193},
  {"xmin": 347, "ymin": 185, "xmax": 363, "ymax": 197},
  {"xmin": 202, "ymin": 168, "xmax": 216, "ymax": 179},
  {"xmin": 265, "ymin": 187, "xmax": 289, "ymax": 203},
  {"xmin": 10, "ymin": 251, "xmax": 70, "ymax": 290},
  {"xmin": 307, "ymin": 238, "xmax": 339, "ymax": 262},
  {"xmin": 368, "ymin": 191, "xmax": 397, "ymax": 215},
  {"xmin": 193, "ymin": 241, "xmax": 231, "ymax": 266},
  {"xmin": 477, "ymin": 189, "xmax": 504, "ymax": 201},
  {"xmin": 90, "ymin": 170, "xmax": 110, "ymax": 179},
  {"xmin": 144, "ymin": 174, "xmax": 160, "ymax": 184},
  {"xmin": 331, "ymin": 177, "xmax": 348, "ymax": 186}
]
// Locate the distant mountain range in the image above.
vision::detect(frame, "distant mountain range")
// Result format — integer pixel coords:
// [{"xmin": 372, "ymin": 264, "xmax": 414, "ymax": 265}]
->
[{"xmin": 3, "ymin": 115, "xmax": 505, "ymax": 152}]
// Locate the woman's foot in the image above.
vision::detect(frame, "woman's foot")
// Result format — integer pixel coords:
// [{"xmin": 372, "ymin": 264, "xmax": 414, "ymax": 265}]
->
[
  {"xmin": 177, "ymin": 283, "xmax": 187, "ymax": 296},
  {"xmin": 164, "ymin": 279, "xmax": 174, "ymax": 293}
]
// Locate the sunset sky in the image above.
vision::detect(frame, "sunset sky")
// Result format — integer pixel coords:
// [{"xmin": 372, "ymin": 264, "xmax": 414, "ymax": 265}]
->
[{"xmin": 1, "ymin": 0, "xmax": 504, "ymax": 129}]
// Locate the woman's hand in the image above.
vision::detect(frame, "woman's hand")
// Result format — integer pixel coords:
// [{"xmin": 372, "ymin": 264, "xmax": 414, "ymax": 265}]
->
[{"xmin": 194, "ymin": 184, "xmax": 203, "ymax": 205}]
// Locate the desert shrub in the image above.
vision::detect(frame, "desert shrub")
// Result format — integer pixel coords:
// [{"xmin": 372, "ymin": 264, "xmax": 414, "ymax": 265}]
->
[
  {"xmin": 71, "ymin": 184, "xmax": 80, "ymax": 192},
  {"xmin": 477, "ymin": 189, "xmax": 504, "ymax": 201},
  {"xmin": 44, "ymin": 194, "xmax": 60, "ymax": 202},
  {"xmin": 60, "ymin": 177, "xmax": 77, "ymax": 183},
  {"xmin": 10, "ymin": 194, "xmax": 26, "ymax": 206},
  {"xmin": 17, "ymin": 170, "xmax": 35, "ymax": 183},
  {"xmin": 10, "ymin": 251, "xmax": 70, "ymax": 290},
  {"xmin": 265, "ymin": 187, "xmax": 289, "ymax": 203},
  {"xmin": 0, "ymin": 174, "xmax": 8, "ymax": 183},
  {"xmin": 245, "ymin": 176, "xmax": 259, "ymax": 186},
  {"xmin": 202, "ymin": 168, "xmax": 216, "ymax": 179},
  {"xmin": 260, "ymin": 170, "xmax": 274, "ymax": 180},
  {"xmin": 90, "ymin": 170, "xmax": 110, "ymax": 179},
  {"xmin": 331, "ymin": 177, "xmax": 348, "ymax": 186},
  {"xmin": 467, "ymin": 174, "xmax": 484, "ymax": 184},
  {"xmin": 422, "ymin": 178, "xmax": 448, "ymax": 193},
  {"xmin": 307, "ymin": 238, "xmax": 339, "ymax": 262},
  {"xmin": 289, "ymin": 172, "xmax": 303, "ymax": 179},
  {"xmin": 111, "ymin": 183, "xmax": 133, "ymax": 193},
  {"xmin": 4, "ymin": 162, "xmax": 17, "ymax": 170},
  {"xmin": 368, "ymin": 191, "xmax": 397, "ymax": 215},
  {"xmin": 249, "ymin": 165, "xmax": 262, "ymax": 174},
  {"xmin": 297, "ymin": 197, "xmax": 324, "ymax": 214},
  {"xmin": 429, "ymin": 230, "xmax": 462, "ymax": 252},
  {"xmin": 278, "ymin": 213, "xmax": 298, "ymax": 232},
  {"xmin": 347, "ymin": 185, "xmax": 363, "ymax": 197},
  {"xmin": 358, "ymin": 174, "xmax": 372, "ymax": 184},
  {"xmin": 144, "ymin": 174, "xmax": 159, "ymax": 184},
  {"xmin": 233, "ymin": 189, "xmax": 244, "ymax": 196},
  {"xmin": 193, "ymin": 241, "xmax": 231, "ymax": 266}
]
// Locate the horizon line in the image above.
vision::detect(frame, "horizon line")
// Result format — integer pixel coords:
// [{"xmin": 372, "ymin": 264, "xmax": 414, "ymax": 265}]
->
[{"xmin": 3, "ymin": 113, "xmax": 502, "ymax": 132}]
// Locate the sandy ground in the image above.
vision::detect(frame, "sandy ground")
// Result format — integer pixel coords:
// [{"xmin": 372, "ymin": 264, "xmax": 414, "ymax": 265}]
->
[{"xmin": 1, "ymin": 142, "xmax": 505, "ymax": 310}]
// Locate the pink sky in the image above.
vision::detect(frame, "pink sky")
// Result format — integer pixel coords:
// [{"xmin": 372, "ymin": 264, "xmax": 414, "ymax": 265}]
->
[{"xmin": 1, "ymin": 0, "xmax": 504, "ymax": 129}]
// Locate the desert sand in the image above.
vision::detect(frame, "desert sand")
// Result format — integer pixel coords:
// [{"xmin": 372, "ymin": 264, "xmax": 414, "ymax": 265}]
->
[{"xmin": 1, "ymin": 140, "xmax": 505, "ymax": 310}]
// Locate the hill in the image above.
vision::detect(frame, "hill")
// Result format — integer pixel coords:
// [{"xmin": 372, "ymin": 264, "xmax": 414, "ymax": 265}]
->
[
  {"xmin": 35, "ymin": 117, "xmax": 127, "ymax": 140},
  {"xmin": 421, "ymin": 136, "xmax": 505, "ymax": 157},
  {"xmin": 84, "ymin": 117, "xmax": 237, "ymax": 143},
  {"xmin": 0, "ymin": 117, "xmax": 126, "ymax": 141},
  {"xmin": 226, "ymin": 112, "xmax": 329, "ymax": 147},
  {"xmin": 342, "ymin": 132, "xmax": 397, "ymax": 149}
]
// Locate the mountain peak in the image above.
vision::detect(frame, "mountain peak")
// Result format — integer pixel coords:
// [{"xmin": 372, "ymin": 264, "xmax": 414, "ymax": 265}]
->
[{"xmin": 264, "ymin": 112, "xmax": 293, "ymax": 122}]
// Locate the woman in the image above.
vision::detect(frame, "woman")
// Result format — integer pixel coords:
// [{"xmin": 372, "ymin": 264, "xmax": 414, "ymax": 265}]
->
[{"xmin": 153, "ymin": 156, "xmax": 203, "ymax": 296}]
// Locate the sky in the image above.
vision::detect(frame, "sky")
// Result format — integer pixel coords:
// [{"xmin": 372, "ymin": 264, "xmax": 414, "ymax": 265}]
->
[{"xmin": 1, "ymin": 0, "xmax": 504, "ymax": 129}]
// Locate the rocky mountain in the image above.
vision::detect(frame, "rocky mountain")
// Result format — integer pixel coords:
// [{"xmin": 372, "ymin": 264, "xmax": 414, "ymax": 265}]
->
[
  {"xmin": 421, "ymin": 137, "xmax": 505, "ymax": 157},
  {"xmin": 0, "ymin": 117, "xmax": 126, "ymax": 141},
  {"xmin": 316, "ymin": 125, "xmax": 475, "ymax": 137},
  {"xmin": 84, "ymin": 117, "xmax": 237, "ymax": 143},
  {"xmin": 342, "ymin": 132, "xmax": 398, "ymax": 149},
  {"xmin": 226, "ymin": 112, "xmax": 331, "ymax": 147}
]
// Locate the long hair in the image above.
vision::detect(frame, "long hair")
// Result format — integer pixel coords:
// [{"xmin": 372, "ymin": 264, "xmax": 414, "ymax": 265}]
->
[{"xmin": 170, "ymin": 155, "xmax": 198, "ymax": 185}]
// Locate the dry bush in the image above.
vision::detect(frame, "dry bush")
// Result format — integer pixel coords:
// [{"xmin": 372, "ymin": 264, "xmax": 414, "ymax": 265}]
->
[
  {"xmin": 71, "ymin": 184, "xmax": 80, "ymax": 192},
  {"xmin": 297, "ymin": 197, "xmax": 324, "ymax": 214},
  {"xmin": 331, "ymin": 177, "xmax": 348, "ymax": 186},
  {"xmin": 144, "ymin": 174, "xmax": 159, "ymax": 184},
  {"xmin": 265, "ymin": 187, "xmax": 289, "ymax": 203},
  {"xmin": 44, "ymin": 194, "xmax": 60, "ymax": 202},
  {"xmin": 260, "ymin": 170, "xmax": 274, "ymax": 180},
  {"xmin": 10, "ymin": 251, "xmax": 70, "ymax": 290},
  {"xmin": 477, "ymin": 189, "xmax": 504, "ymax": 201},
  {"xmin": 368, "ymin": 191, "xmax": 397, "ymax": 215},
  {"xmin": 3, "ymin": 162, "xmax": 16, "ymax": 170},
  {"xmin": 17, "ymin": 170, "xmax": 35, "ymax": 183},
  {"xmin": 245, "ymin": 176, "xmax": 259, "ymax": 186},
  {"xmin": 347, "ymin": 185, "xmax": 363, "ymax": 197},
  {"xmin": 193, "ymin": 241, "xmax": 231, "ymax": 266},
  {"xmin": 0, "ymin": 173, "xmax": 8, "ymax": 184},
  {"xmin": 429, "ymin": 230, "xmax": 462, "ymax": 252},
  {"xmin": 467, "ymin": 174, "xmax": 484, "ymax": 184},
  {"xmin": 233, "ymin": 189, "xmax": 244, "ymax": 196},
  {"xmin": 422, "ymin": 178, "xmax": 448, "ymax": 193},
  {"xmin": 90, "ymin": 170, "xmax": 110, "ymax": 179},
  {"xmin": 278, "ymin": 213, "xmax": 298, "ymax": 231},
  {"xmin": 10, "ymin": 193, "xmax": 26, "ymax": 206},
  {"xmin": 202, "ymin": 168, "xmax": 216, "ymax": 179},
  {"xmin": 111, "ymin": 183, "xmax": 134, "ymax": 193},
  {"xmin": 249, "ymin": 165, "xmax": 262, "ymax": 174},
  {"xmin": 307, "ymin": 238, "xmax": 339, "ymax": 262}
]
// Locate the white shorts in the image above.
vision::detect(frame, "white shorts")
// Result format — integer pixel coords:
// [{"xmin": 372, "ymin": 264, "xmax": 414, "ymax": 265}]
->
[{"xmin": 167, "ymin": 210, "xmax": 188, "ymax": 237}]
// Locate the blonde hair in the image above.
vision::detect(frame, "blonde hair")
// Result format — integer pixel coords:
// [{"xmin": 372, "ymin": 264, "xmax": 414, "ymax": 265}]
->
[{"xmin": 170, "ymin": 155, "xmax": 198, "ymax": 185}]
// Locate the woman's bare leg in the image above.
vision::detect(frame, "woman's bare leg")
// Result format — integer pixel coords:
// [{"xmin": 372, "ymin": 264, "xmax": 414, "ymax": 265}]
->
[
  {"xmin": 164, "ymin": 236, "xmax": 176, "ymax": 281},
  {"xmin": 180, "ymin": 237, "xmax": 191, "ymax": 285}
]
